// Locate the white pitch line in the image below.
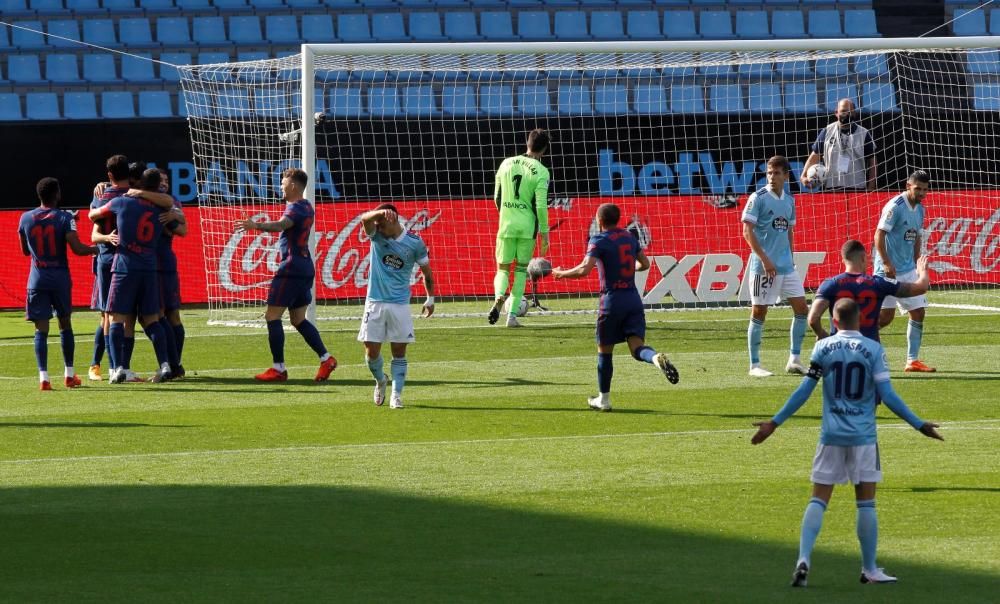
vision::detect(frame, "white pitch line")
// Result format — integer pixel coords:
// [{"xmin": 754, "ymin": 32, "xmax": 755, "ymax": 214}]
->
[{"xmin": 0, "ymin": 419, "xmax": 996, "ymax": 467}]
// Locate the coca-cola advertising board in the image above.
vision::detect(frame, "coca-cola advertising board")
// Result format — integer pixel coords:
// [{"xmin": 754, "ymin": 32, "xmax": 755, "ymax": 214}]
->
[{"xmin": 1, "ymin": 191, "xmax": 998, "ymax": 310}]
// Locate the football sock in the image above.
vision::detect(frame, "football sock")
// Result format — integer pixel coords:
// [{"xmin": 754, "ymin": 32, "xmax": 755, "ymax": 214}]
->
[
  {"xmin": 906, "ymin": 320, "xmax": 923, "ymax": 362},
  {"xmin": 390, "ymin": 357, "xmax": 407, "ymax": 396},
  {"xmin": 597, "ymin": 353, "xmax": 613, "ymax": 393},
  {"xmin": 366, "ymin": 355, "xmax": 385, "ymax": 382},
  {"xmin": 633, "ymin": 345, "xmax": 656, "ymax": 364},
  {"xmin": 64, "ymin": 366, "xmax": 74, "ymax": 379},
  {"xmin": 60, "ymin": 329, "xmax": 74, "ymax": 373},
  {"xmin": 173, "ymin": 323, "xmax": 185, "ymax": 362},
  {"xmin": 143, "ymin": 322, "xmax": 168, "ymax": 366},
  {"xmin": 798, "ymin": 497, "xmax": 827, "ymax": 567},
  {"xmin": 791, "ymin": 314, "xmax": 807, "ymax": 356},
  {"xmin": 294, "ymin": 320, "xmax": 328, "ymax": 358},
  {"xmin": 509, "ymin": 265, "xmax": 528, "ymax": 317},
  {"xmin": 267, "ymin": 319, "xmax": 285, "ymax": 364},
  {"xmin": 91, "ymin": 325, "xmax": 105, "ymax": 366},
  {"xmin": 748, "ymin": 318, "xmax": 764, "ymax": 366},
  {"xmin": 856, "ymin": 499, "xmax": 878, "ymax": 572},
  {"xmin": 105, "ymin": 333, "xmax": 117, "ymax": 370},
  {"xmin": 39, "ymin": 370, "xmax": 49, "ymax": 383},
  {"xmin": 493, "ymin": 269, "xmax": 510, "ymax": 301},
  {"xmin": 34, "ymin": 330, "xmax": 48, "ymax": 372},
  {"xmin": 109, "ymin": 323, "xmax": 126, "ymax": 370},
  {"xmin": 124, "ymin": 337, "xmax": 136, "ymax": 369},
  {"xmin": 159, "ymin": 318, "xmax": 180, "ymax": 367}
]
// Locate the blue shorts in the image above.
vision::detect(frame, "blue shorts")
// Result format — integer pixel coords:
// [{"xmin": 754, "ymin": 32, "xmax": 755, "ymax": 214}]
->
[
  {"xmin": 91, "ymin": 261, "xmax": 112, "ymax": 312},
  {"xmin": 595, "ymin": 306, "xmax": 646, "ymax": 346},
  {"xmin": 107, "ymin": 271, "xmax": 161, "ymax": 317},
  {"xmin": 160, "ymin": 271, "xmax": 182, "ymax": 312},
  {"xmin": 25, "ymin": 286, "xmax": 72, "ymax": 322},
  {"xmin": 267, "ymin": 275, "xmax": 312, "ymax": 309}
]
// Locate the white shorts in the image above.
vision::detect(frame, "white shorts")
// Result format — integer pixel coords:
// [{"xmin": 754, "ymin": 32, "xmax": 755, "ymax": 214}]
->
[
  {"xmin": 881, "ymin": 269, "xmax": 929, "ymax": 312},
  {"xmin": 749, "ymin": 271, "xmax": 806, "ymax": 306},
  {"xmin": 810, "ymin": 443, "xmax": 882, "ymax": 485},
  {"xmin": 357, "ymin": 300, "xmax": 415, "ymax": 344}
]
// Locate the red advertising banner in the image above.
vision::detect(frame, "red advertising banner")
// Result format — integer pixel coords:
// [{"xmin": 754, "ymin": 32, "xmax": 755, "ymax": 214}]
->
[{"xmin": 1, "ymin": 191, "xmax": 997, "ymax": 309}]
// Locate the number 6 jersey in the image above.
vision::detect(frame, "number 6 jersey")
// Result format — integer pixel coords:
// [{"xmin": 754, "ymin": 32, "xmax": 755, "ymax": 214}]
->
[{"xmin": 92, "ymin": 194, "xmax": 165, "ymax": 273}]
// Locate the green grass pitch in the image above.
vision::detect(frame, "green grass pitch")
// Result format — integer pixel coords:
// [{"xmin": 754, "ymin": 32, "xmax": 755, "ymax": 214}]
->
[{"xmin": 0, "ymin": 306, "xmax": 997, "ymax": 602}]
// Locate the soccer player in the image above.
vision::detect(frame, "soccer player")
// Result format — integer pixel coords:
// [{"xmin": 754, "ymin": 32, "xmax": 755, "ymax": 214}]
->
[
  {"xmin": 357, "ymin": 204, "xmax": 434, "ymax": 409},
  {"xmin": 742, "ymin": 155, "xmax": 809, "ymax": 377},
  {"xmin": 552, "ymin": 203, "xmax": 678, "ymax": 412},
  {"xmin": 874, "ymin": 170, "xmax": 934, "ymax": 372},
  {"xmin": 488, "ymin": 128, "xmax": 551, "ymax": 328},
  {"xmin": 18, "ymin": 177, "xmax": 98, "ymax": 390},
  {"xmin": 751, "ymin": 298, "xmax": 943, "ymax": 587},
  {"xmin": 89, "ymin": 169, "xmax": 175, "ymax": 383},
  {"xmin": 234, "ymin": 168, "xmax": 337, "ymax": 382},
  {"xmin": 151, "ymin": 167, "xmax": 187, "ymax": 377},
  {"xmin": 809, "ymin": 240, "xmax": 930, "ymax": 341}
]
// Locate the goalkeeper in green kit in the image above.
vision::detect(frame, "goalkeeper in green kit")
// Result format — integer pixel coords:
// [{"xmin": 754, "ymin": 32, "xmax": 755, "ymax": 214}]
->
[{"xmin": 488, "ymin": 128, "xmax": 551, "ymax": 328}]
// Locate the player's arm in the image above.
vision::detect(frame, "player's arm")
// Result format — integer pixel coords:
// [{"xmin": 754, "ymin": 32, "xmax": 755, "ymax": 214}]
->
[
  {"xmin": 742, "ymin": 221, "xmax": 776, "ymax": 278},
  {"xmin": 874, "ymin": 381, "xmax": 943, "ymax": 441},
  {"xmin": 234, "ymin": 215, "xmax": 294, "ymax": 233},
  {"xmin": 751, "ymin": 363, "xmax": 822, "ymax": 445},
  {"xmin": 93, "ymin": 182, "xmax": 108, "ymax": 198},
  {"xmin": 18, "ymin": 230, "xmax": 30, "ymax": 256},
  {"xmin": 418, "ymin": 261, "xmax": 435, "ymax": 318},
  {"xmin": 807, "ymin": 296, "xmax": 831, "ymax": 339},
  {"xmin": 896, "ymin": 255, "xmax": 930, "ymax": 297},
  {"xmin": 552, "ymin": 256, "xmax": 597, "ymax": 280},
  {"xmin": 874, "ymin": 228, "xmax": 895, "ymax": 279},
  {"xmin": 91, "ymin": 222, "xmax": 119, "ymax": 246},
  {"xmin": 494, "ymin": 171, "xmax": 502, "ymax": 213},
  {"xmin": 88, "ymin": 202, "xmax": 113, "ymax": 222},
  {"xmin": 800, "ymin": 151, "xmax": 822, "ymax": 187},
  {"xmin": 160, "ymin": 208, "xmax": 188, "ymax": 237},
  {"xmin": 125, "ymin": 188, "xmax": 175, "ymax": 209},
  {"xmin": 636, "ymin": 249, "xmax": 650, "ymax": 272},
  {"xmin": 358, "ymin": 208, "xmax": 397, "ymax": 236},
  {"xmin": 534, "ymin": 174, "xmax": 550, "ymax": 256},
  {"xmin": 66, "ymin": 231, "xmax": 98, "ymax": 256}
]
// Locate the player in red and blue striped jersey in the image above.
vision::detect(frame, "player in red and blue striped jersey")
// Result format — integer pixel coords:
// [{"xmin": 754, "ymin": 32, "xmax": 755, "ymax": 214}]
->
[
  {"xmin": 18, "ymin": 178, "xmax": 98, "ymax": 390},
  {"xmin": 553, "ymin": 203, "xmax": 679, "ymax": 412}
]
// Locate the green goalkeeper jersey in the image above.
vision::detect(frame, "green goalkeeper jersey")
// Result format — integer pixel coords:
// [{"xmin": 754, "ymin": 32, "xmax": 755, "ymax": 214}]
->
[{"xmin": 494, "ymin": 154, "xmax": 550, "ymax": 239}]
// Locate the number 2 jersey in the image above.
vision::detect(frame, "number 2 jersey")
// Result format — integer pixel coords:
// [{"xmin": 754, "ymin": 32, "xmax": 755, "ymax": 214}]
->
[
  {"xmin": 815, "ymin": 272, "xmax": 900, "ymax": 341},
  {"xmin": 586, "ymin": 228, "xmax": 642, "ymax": 314},
  {"xmin": 92, "ymin": 195, "xmax": 166, "ymax": 273},
  {"xmin": 18, "ymin": 207, "xmax": 77, "ymax": 290}
]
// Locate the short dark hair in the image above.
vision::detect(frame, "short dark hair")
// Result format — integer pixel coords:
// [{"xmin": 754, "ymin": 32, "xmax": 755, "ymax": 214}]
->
[
  {"xmin": 908, "ymin": 170, "xmax": 930, "ymax": 185},
  {"xmin": 36, "ymin": 177, "xmax": 60, "ymax": 205},
  {"xmin": 106, "ymin": 154, "xmax": 129, "ymax": 181},
  {"xmin": 766, "ymin": 155, "xmax": 791, "ymax": 173},
  {"xmin": 375, "ymin": 202, "xmax": 398, "ymax": 215},
  {"xmin": 841, "ymin": 239, "xmax": 866, "ymax": 263},
  {"xmin": 833, "ymin": 298, "xmax": 859, "ymax": 329},
  {"xmin": 138, "ymin": 168, "xmax": 161, "ymax": 192},
  {"xmin": 597, "ymin": 203, "xmax": 621, "ymax": 227},
  {"xmin": 129, "ymin": 161, "xmax": 147, "ymax": 185},
  {"xmin": 157, "ymin": 167, "xmax": 169, "ymax": 178},
  {"xmin": 283, "ymin": 168, "xmax": 308, "ymax": 189},
  {"xmin": 527, "ymin": 128, "xmax": 550, "ymax": 154}
]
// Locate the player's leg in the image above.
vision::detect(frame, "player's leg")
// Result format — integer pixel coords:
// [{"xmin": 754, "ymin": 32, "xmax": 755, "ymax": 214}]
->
[
  {"xmin": 786, "ymin": 294, "xmax": 809, "ymax": 375},
  {"xmin": 505, "ymin": 238, "xmax": 535, "ymax": 327},
  {"xmin": 591, "ymin": 341, "xmax": 615, "ymax": 412},
  {"xmin": 792, "ymin": 482, "xmax": 834, "ymax": 587},
  {"xmin": 254, "ymin": 303, "xmax": 289, "ymax": 381},
  {"xmin": 138, "ymin": 274, "xmax": 172, "ymax": 383},
  {"xmin": 28, "ymin": 290, "xmax": 51, "ymax": 390},
  {"xmin": 748, "ymin": 273, "xmax": 776, "ymax": 376},
  {"xmin": 56, "ymin": 313, "xmax": 80, "ymax": 389},
  {"xmin": 363, "ymin": 341, "xmax": 389, "ymax": 406},
  {"xmin": 489, "ymin": 235, "xmax": 514, "ymax": 324},
  {"xmin": 850, "ymin": 443, "xmax": 893, "ymax": 583},
  {"xmin": 288, "ymin": 302, "xmax": 336, "ymax": 381},
  {"xmin": 89, "ymin": 321, "xmax": 105, "ymax": 380},
  {"xmin": 359, "ymin": 300, "xmax": 389, "ymax": 405},
  {"xmin": 89, "ymin": 263, "xmax": 112, "ymax": 380},
  {"xmin": 385, "ymin": 303, "xmax": 416, "ymax": 408},
  {"xmin": 625, "ymin": 312, "xmax": 679, "ymax": 385},
  {"xmin": 160, "ymin": 270, "xmax": 185, "ymax": 373},
  {"xmin": 904, "ymin": 306, "xmax": 934, "ymax": 372},
  {"xmin": 165, "ymin": 308, "xmax": 185, "ymax": 375},
  {"xmin": 108, "ymin": 312, "xmax": 131, "ymax": 383},
  {"xmin": 388, "ymin": 342, "xmax": 408, "ymax": 409}
]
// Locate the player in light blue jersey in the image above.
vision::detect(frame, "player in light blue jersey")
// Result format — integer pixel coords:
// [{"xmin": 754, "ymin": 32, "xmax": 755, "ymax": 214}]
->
[
  {"xmin": 874, "ymin": 170, "xmax": 934, "ymax": 372},
  {"xmin": 742, "ymin": 156, "xmax": 809, "ymax": 378},
  {"xmin": 358, "ymin": 204, "xmax": 435, "ymax": 409},
  {"xmin": 752, "ymin": 299, "xmax": 943, "ymax": 588}
]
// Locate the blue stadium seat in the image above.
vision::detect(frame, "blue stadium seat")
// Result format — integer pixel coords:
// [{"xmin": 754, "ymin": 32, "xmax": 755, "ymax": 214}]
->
[
  {"xmin": 633, "ymin": 83, "xmax": 668, "ymax": 114},
  {"xmin": 64, "ymin": 91, "xmax": 98, "ymax": 119},
  {"xmin": 286, "ymin": 0, "xmax": 320, "ymax": 8},
  {"xmin": 402, "ymin": 85, "xmax": 440, "ymax": 117},
  {"xmin": 518, "ymin": 84, "xmax": 553, "ymax": 115},
  {"xmin": 192, "ymin": 17, "xmax": 231, "ymax": 45},
  {"xmin": 213, "ymin": 0, "xmax": 248, "ymax": 12},
  {"xmin": 808, "ymin": 9, "xmax": 844, "ymax": 38},
  {"xmin": 265, "ymin": 15, "xmax": 299, "ymax": 44},
  {"xmin": 229, "ymin": 16, "xmax": 263, "ymax": 44},
  {"xmin": 772, "ymin": 10, "xmax": 807, "ymax": 39},
  {"xmin": 735, "ymin": 10, "xmax": 770, "ymax": 39},
  {"xmin": 252, "ymin": 91, "xmax": 291, "ymax": 118},
  {"xmin": 540, "ymin": 54, "xmax": 579, "ymax": 79},
  {"xmin": 444, "ymin": 12, "xmax": 480, "ymax": 40},
  {"xmin": 738, "ymin": 62, "xmax": 774, "ymax": 79},
  {"xmin": 972, "ymin": 83, "xmax": 1000, "ymax": 110},
  {"xmin": 122, "ymin": 53, "xmax": 158, "ymax": 83},
  {"xmin": 671, "ymin": 84, "xmax": 704, "ymax": 113},
  {"xmin": 481, "ymin": 12, "xmax": 517, "ymax": 41},
  {"xmin": 663, "ymin": 11, "xmax": 697, "ymax": 39},
  {"xmin": 0, "ymin": 94, "xmax": 24, "ymax": 121},
  {"xmin": 160, "ymin": 51, "xmax": 191, "ymax": 83},
  {"xmin": 777, "ymin": 59, "xmax": 812, "ymax": 78},
  {"xmin": 322, "ymin": 0, "xmax": 353, "ymax": 6},
  {"xmin": 814, "ymin": 57, "xmax": 849, "ymax": 78},
  {"xmin": 862, "ymin": 81, "xmax": 898, "ymax": 112},
  {"xmin": 594, "ymin": 83, "xmax": 628, "ymax": 115},
  {"xmin": 968, "ymin": 51, "xmax": 1000, "ymax": 75},
  {"xmin": 699, "ymin": 58, "xmax": 734, "ymax": 79},
  {"xmin": 0, "ymin": 0, "xmax": 33, "ymax": 17},
  {"xmin": 429, "ymin": 54, "xmax": 466, "ymax": 80},
  {"xmin": 372, "ymin": 13, "xmax": 410, "ymax": 42},
  {"xmin": 83, "ymin": 18, "xmax": 118, "ymax": 46},
  {"xmin": 156, "ymin": 17, "xmax": 190, "ymax": 46},
  {"xmin": 410, "ymin": 13, "xmax": 446, "ymax": 41},
  {"xmin": 82, "ymin": 54, "xmax": 117, "ymax": 82},
  {"xmin": 480, "ymin": 83, "xmax": 514, "ymax": 116},
  {"xmin": 824, "ymin": 83, "xmax": 857, "ymax": 111},
  {"xmin": 508, "ymin": 0, "xmax": 541, "ymax": 6},
  {"xmin": 626, "ymin": 11, "xmax": 661, "ymax": 40},
  {"xmin": 953, "ymin": 9, "xmax": 986, "ymax": 36},
  {"xmin": 45, "ymin": 53, "xmax": 83, "ymax": 84},
  {"xmin": 844, "ymin": 9, "xmax": 880, "ymax": 37},
  {"xmin": 0, "ymin": 27, "xmax": 10, "ymax": 53},
  {"xmin": 102, "ymin": 0, "xmax": 142, "ymax": 14},
  {"xmin": 119, "ymin": 17, "xmax": 157, "ymax": 48},
  {"xmin": 748, "ymin": 83, "xmax": 782, "ymax": 113},
  {"xmin": 853, "ymin": 54, "xmax": 888, "ymax": 77},
  {"xmin": 30, "ymin": 0, "xmax": 63, "ymax": 14},
  {"xmin": 12, "ymin": 20, "xmax": 47, "ymax": 50},
  {"xmin": 441, "ymin": 84, "xmax": 477, "ymax": 116},
  {"xmin": 65, "ymin": 0, "xmax": 107, "ymax": 14},
  {"xmin": 590, "ymin": 10, "xmax": 624, "ymax": 40},
  {"xmin": 139, "ymin": 0, "xmax": 180, "ymax": 12},
  {"xmin": 621, "ymin": 52, "xmax": 659, "ymax": 79},
  {"xmin": 302, "ymin": 15, "xmax": 335, "ymax": 43},
  {"xmin": 47, "ymin": 20, "xmax": 82, "ymax": 48},
  {"xmin": 175, "ymin": 0, "xmax": 212, "ymax": 12},
  {"xmin": 389, "ymin": 55, "xmax": 428, "ymax": 82},
  {"xmin": 709, "ymin": 84, "xmax": 745, "ymax": 112},
  {"xmin": 328, "ymin": 86, "xmax": 364, "ymax": 117},
  {"xmin": 581, "ymin": 53, "xmax": 619, "ymax": 78},
  {"xmin": 557, "ymin": 83, "xmax": 591, "ymax": 115},
  {"xmin": 784, "ymin": 82, "xmax": 819, "ymax": 113},
  {"xmin": 251, "ymin": 0, "xmax": 286, "ymax": 10},
  {"xmin": 700, "ymin": 10, "xmax": 734, "ymax": 40},
  {"xmin": 178, "ymin": 90, "xmax": 209, "ymax": 118},
  {"xmin": 662, "ymin": 52, "xmax": 696, "ymax": 79},
  {"xmin": 26, "ymin": 92, "xmax": 61, "ymax": 119},
  {"xmin": 554, "ymin": 11, "xmax": 589, "ymax": 40},
  {"xmin": 337, "ymin": 14, "xmax": 372, "ymax": 42},
  {"xmin": 368, "ymin": 85, "xmax": 401, "ymax": 117},
  {"xmin": 137, "ymin": 90, "xmax": 173, "ymax": 117},
  {"xmin": 198, "ymin": 51, "xmax": 231, "ymax": 65},
  {"xmin": 215, "ymin": 88, "xmax": 251, "ymax": 118},
  {"xmin": 9, "ymin": 55, "xmax": 44, "ymax": 83},
  {"xmin": 990, "ymin": 10, "xmax": 1000, "ymax": 36},
  {"xmin": 518, "ymin": 11, "xmax": 552, "ymax": 40}
]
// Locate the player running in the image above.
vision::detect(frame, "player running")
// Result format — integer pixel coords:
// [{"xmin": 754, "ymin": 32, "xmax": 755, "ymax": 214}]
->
[
  {"xmin": 751, "ymin": 298, "xmax": 943, "ymax": 587},
  {"xmin": 553, "ymin": 203, "xmax": 678, "ymax": 412},
  {"xmin": 18, "ymin": 177, "xmax": 98, "ymax": 390},
  {"xmin": 488, "ymin": 128, "xmax": 551, "ymax": 328},
  {"xmin": 234, "ymin": 168, "xmax": 337, "ymax": 383}
]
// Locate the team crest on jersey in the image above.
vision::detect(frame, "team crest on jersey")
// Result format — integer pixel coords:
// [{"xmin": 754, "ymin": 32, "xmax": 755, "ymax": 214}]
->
[
  {"xmin": 382, "ymin": 254, "xmax": 404, "ymax": 269},
  {"xmin": 904, "ymin": 228, "xmax": 918, "ymax": 242},
  {"xmin": 772, "ymin": 216, "xmax": 789, "ymax": 231}
]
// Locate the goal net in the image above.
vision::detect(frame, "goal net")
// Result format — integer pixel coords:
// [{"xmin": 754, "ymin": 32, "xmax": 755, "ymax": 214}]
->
[{"xmin": 177, "ymin": 38, "xmax": 1000, "ymax": 326}]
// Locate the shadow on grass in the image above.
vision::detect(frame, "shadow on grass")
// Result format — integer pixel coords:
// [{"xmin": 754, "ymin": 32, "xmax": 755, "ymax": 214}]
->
[
  {"xmin": 411, "ymin": 404, "xmax": 660, "ymax": 415},
  {"xmin": 0, "ymin": 422, "xmax": 195, "ymax": 429},
  {"xmin": 180, "ymin": 376, "xmax": 567, "ymax": 389},
  {"xmin": 0, "ymin": 485, "xmax": 993, "ymax": 603},
  {"xmin": 883, "ymin": 486, "xmax": 1000, "ymax": 494}
]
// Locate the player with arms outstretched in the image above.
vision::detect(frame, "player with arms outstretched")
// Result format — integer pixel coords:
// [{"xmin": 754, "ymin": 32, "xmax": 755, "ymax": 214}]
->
[
  {"xmin": 234, "ymin": 168, "xmax": 337, "ymax": 382},
  {"xmin": 19, "ymin": 177, "xmax": 98, "ymax": 390},
  {"xmin": 488, "ymin": 128, "xmax": 551, "ymax": 328},
  {"xmin": 553, "ymin": 203, "xmax": 678, "ymax": 412},
  {"xmin": 357, "ymin": 204, "xmax": 434, "ymax": 409},
  {"xmin": 752, "ymin": 299, "xmax": 943, "ymax": 587}
]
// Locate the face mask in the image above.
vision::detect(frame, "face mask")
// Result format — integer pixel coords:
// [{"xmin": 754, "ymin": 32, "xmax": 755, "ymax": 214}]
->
[{"xmin": 838, "ymin": 112, "xmax": 855, "ymax": 125}]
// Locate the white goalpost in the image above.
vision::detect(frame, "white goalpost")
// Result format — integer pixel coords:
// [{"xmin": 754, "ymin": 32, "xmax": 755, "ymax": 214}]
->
[{"xmin": 178, "ymin": 37, "xmax": 1000, "ymax": 326}]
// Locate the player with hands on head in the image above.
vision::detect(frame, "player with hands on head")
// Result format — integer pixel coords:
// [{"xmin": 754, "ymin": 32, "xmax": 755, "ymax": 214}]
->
[
  {"xmin": 357, "ymin": 204, "xmax": 435, "ymax": 409},
  {"xmin": 553, "ymin": 203, "xmax": 678, "ymax": 412},
  {"xmin": 751, "ymin": 298, "xmax": 942, "ymax": 588}
]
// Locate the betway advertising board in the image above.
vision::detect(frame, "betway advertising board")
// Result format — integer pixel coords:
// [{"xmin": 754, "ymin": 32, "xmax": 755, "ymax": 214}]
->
[{"xmin": 1, "ymin": 192, "xmax": 998, "ymax": 310}]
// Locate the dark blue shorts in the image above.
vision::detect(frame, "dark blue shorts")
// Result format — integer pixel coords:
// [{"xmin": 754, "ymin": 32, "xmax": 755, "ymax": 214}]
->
[
  {"xmin": 160, "ymin": 271, "xmax": 181, "ymax": 312},
  {"xmin": 108, "ymin": 271, "xmax": 160, "ymax": 317},
  {"xmin": 267, "ymin": 275, "xmax": 312, "ymax": 309},
  {"xmin": 91, "ymin": 261, "xmax": 112, "ymax": 312},
  {"xmin": 595, "ymin": 307, "xmax": 646, "ymax": 346},
  {"xmin": 25, "ymin": 286, "xmax": 72, "ymax": 322}
]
